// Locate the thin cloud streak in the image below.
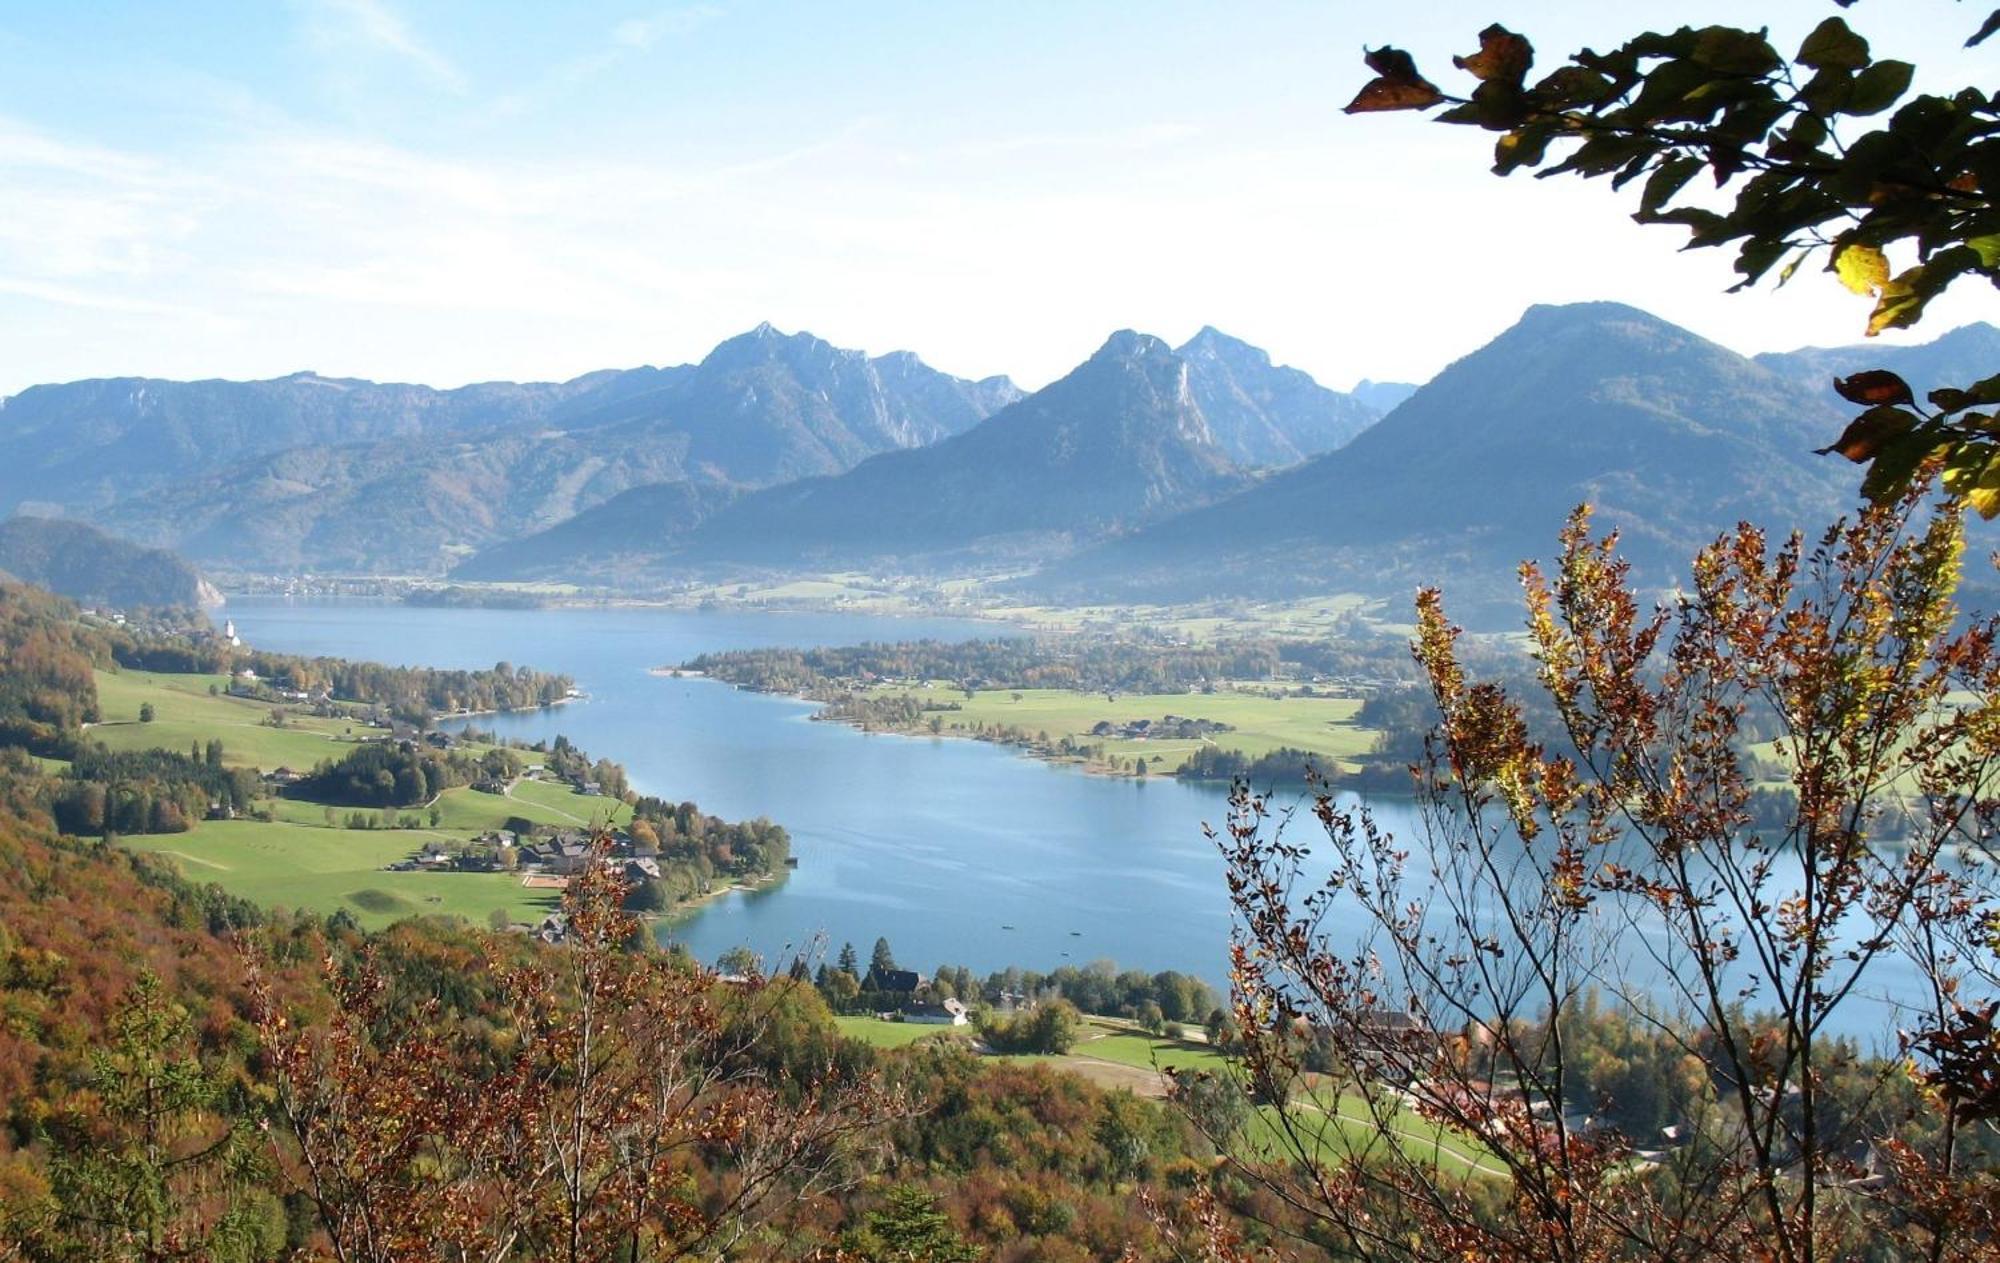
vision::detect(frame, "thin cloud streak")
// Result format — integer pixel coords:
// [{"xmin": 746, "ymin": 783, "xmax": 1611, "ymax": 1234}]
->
[{"xmin": 303, "ymin": 0, "xmax": 467, "ymax": 94}]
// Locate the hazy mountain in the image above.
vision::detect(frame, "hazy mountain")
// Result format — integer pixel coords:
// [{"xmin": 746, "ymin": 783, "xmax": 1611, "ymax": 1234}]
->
[
  {"xmin": 67, "ymin": 327, "xmax": 1018, "ymax": 574},
  {"xmin": 0, "ymin": 371, "xmax": 624, "ymax": 518},
  {"xmin": 449, "ymin": 481, "xmax": 738, "ymax": 582},
  {"xmin": 1756, "ymin": 321, "xmax": 2000, "ymax": 399},
  {"xmin": 0, "ymin": 516, "xmax": 218, "ymax": 609},
  {"xmin": 471, "ymin": 330, "xmax": 1248, "ymax": 577},
  {"xmin": 1038, "ymin": 302, "xmax": 1867, "ymax": 611},
  {"xmin": 94, "ymin": 428, "xmax": 696, "ymax": 575},
  {"xmin": 1175, "ymin": 327, "xmax": 1381, "ymax": 466},
  {"xmin": 547, "ymin": 325, "xmax": 1022, "ymax": 484},
  {"xmin": 1351, "ymin": 379, "xmax": 1420, "ymax": 413}
]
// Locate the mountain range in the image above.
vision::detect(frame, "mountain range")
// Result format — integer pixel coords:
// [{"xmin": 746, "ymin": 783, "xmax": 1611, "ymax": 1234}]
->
[
  {"xmin": 8, "ymin": 306, "xmax": 1989, "ymax": 604},
  {"xmin": 1037, "ymin": 302, "xmax": 1982, "ymax": 613},
  {"xmin": 457, "ymin": 326, "xmax": 1403, "ymax": 579},
  {"xmin": 5, "ymin": 324, "xmax": 1385, "ymax": 576},
  {"xmin": 3, "ymin": 326, "xmax": 1028, "ymax": 573}
]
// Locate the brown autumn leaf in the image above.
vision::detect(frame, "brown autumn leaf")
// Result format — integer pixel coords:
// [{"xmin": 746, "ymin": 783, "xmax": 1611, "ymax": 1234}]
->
[
  {"xmin": 1453, "ymin": 24, "xmax": 1533, "ymax": 85},
  {"xmin": 1816, "ymin": 404, "xmax": 1915, "ymax": 462},
  {"xmin": 1345, "ymin": 46, "xmax": 1443, "ymax": 114},
  {"xmin": 1832, "ymin": 369, "xmax": 1915, "ymax": 407},
  {"xmin": 1346, "ymin": 78, "xmax": 1446, "ymax": 112}
]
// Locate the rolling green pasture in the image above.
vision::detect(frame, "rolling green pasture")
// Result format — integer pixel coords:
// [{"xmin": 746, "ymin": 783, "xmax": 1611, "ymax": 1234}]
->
[
  {"xmin": 503, "ymin": 776, "xmax": 632, "ymax": 827},
  {"xmin": 834, "ymin": 1016, "xmax": 976, "ymax": 1048},
  {"xmin": 122, "ymin": 818, "xmax": 558, "ymax": 929},
  {"xmin": 91, "ymin": 669, "xmax": 364, "ymax": 770},
  {"xmin": 866, "ymin": 684, "xmax": 1377, "ymax": 770},
  {"xmin": 86, "ymin": 668, "xmax": 601, "ymax": 930}
]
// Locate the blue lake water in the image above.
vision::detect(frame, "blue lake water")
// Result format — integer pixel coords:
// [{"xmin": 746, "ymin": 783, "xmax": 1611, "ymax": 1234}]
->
[
  {"xmin": 219, "ymin": 597, "xmax": 1936, "ymax": 1044},
  {"xmin": 220, "ymin": 598, "xmax": 1312, "ymax": 991}
]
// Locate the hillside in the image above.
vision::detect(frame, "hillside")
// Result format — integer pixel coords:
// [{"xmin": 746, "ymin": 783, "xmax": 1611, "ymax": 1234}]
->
[
  {"xmin": 1036, "ymin": 302, "xmax": 1868, "ymax": 611},
  {"xmin": 449, "ymin": 480, "xmax": 739, "ymax": 581},
  {"xmin": 609, "ymin": 330, "xmax": 1248, "ymax": 572},
  {"xmin": 0, "ymin": 515, "xmax": 217, "ymax": 608},
  {"xmin": 0, "ymin": 369, "xmax": 625, "ymax": 517},
  {"xmin": 1175, "ymin": 327, "xmax": 1381, "ymax": 466},
  {"xmin": 1755, "ymin": 321, "xmax": 2000, "ymax": 399},
  {"xmin": 456, "ymin": 327, "xmax": 1384, "ymax": 581},
  {"xmin": 67, "ymin": 327, "xmax": 1017, "ymax": 574}
]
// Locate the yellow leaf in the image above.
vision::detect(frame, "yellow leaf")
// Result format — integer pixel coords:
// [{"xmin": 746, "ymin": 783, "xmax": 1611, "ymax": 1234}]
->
[{"xmin": 1835, "ymin": 241, "xmax": 1889, "ymax": 295}]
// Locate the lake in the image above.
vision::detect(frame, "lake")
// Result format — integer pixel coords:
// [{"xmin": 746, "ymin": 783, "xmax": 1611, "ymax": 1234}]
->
[
  {"xmin": 220, "ymin": 597, "xmax": 1931, "ymax": 1043},
  {"xmin": 221, "ymin": 598, "xmax": 1308, "ymax": 992}
]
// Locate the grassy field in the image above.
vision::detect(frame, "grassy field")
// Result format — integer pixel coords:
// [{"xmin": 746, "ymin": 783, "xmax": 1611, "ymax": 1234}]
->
[
  {"xmin": 863, "ymin": 683, "xmax": 1377, "ymax": 771},
  {"xmin": 122, "ymin": 818, "xmax": 559, "ymax": 929},
  {"xmin": 91, "ymin": 668, "xmax": 367, "ymax": 770},
  {"xmin": 835, "ymin": 1015, "xmax": 977, "ymax": 1048},
  {"xmin": 87, "ymin": 668, "xmax": 602, "ymax": 930}
]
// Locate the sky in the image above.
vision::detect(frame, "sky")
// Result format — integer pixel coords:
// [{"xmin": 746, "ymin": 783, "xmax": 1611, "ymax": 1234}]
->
[{"xmin": 0, "ymin": 0, "xmax": 1991, "ymax": 397}]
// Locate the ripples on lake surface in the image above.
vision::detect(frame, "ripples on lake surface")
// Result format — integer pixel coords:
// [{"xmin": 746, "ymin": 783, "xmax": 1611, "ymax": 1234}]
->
[{"xmin": 221, "ymin": 598, "xmax": 1925, "ymax": 1042}]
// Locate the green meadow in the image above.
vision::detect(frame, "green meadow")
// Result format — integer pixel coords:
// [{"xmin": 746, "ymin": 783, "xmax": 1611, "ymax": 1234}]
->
[
  {"xmin": 863, "ymin": 683, "xmax": 1378, "ymax": 770},
  {"xmin": 91, "ymin": 668, "xmax": 367, "ymax": 770},
  {"xmin": 122, "ymin": 818, "xmax": 559, "ymax": 929},
  {"xmin": 90, "ymin": 668, "xmax": 606, "ymax": 929}
]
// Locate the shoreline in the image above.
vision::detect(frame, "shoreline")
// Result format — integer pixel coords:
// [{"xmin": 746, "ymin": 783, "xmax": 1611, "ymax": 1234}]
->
[
  {"xmin": 698, "ymin": 678, "xmax": 1195, "ymax": 783},
  {"xmin": 657, "ymin": 871, "xmax": 789, "ymax": 925},
  {"xmin": 437, "ymin": 694, "xmax": 582, "ymax": 724}
]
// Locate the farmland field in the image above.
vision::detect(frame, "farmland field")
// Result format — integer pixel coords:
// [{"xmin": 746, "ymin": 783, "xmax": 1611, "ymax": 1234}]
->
[
  {"xmin": 122, "ymin": 818, "xmax": 559, "ymax": 929},
  {"xmin": 861, "ymin": 683, "xmax": 1377, "ymax": 770},
  {"xmin": 91, "ymin": 668, "xmax": 367, "ymax": 770}
]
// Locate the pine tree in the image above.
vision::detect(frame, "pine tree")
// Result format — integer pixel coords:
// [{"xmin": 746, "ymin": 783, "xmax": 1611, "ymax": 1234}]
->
[{"xmin": 869, "ymin": 937, "xmax": 897, "ymax": 983}]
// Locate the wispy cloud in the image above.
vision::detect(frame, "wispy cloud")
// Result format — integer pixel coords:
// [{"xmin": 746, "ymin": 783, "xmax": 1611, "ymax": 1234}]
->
[
  {"xmin": 0, "ymin": 275, "xmax": 216, "ymax": 321},
  {"xmin": 612, "ymin": 4, "xmax": 723, "ymax": 52},
  {"xmin": 304, "ymin": 0, "xmax": 466, "ymax": 94},
  {"xmin": 488, "ymin": 4, "xmax": 723, "ymax": 121}
]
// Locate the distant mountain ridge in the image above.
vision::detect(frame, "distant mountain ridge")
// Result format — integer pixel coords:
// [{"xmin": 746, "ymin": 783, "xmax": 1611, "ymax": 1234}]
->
[
  {"xmin": 1755, "ymin": 321, "xmax": 2000, "ymax": 397},
  {"xmin": 0, "ymin": 370, "xmax": 621, "ymax": 517},
  {"xmin": 660, "ymin": 329, "xmax": 1250, "ymax": 567},
  {"xmin": 460, "ymin": 329, "xmax": 1274, "ymax": 579},
  {"xmin": 0, "ymin": 516, "xmax": 217, "ymax": 609},
  {"xmin": 27, "ymin": 328, "xmax": 1022, "ymax": 574},
  {"xmin": 1175, "ymin": 327, "xmax": 1381, "ymax": 466},
  {"xmin": 1036, "ymin": 301, "xmax": 1897, "ymax": 611}
]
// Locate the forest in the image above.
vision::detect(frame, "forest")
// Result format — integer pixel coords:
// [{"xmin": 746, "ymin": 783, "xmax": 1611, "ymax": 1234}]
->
[{"xmin": 684, "ymin": 634, "xmax": 1412, "ymax": 698}]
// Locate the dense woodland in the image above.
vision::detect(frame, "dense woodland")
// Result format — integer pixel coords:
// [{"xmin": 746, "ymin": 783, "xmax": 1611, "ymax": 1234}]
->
[
  {"xmin": 0, "ymin": 583, "xmax": 110, "ymax": 756},
  {"xmin": 294, "ymin": 741, "xmax": 483, "ymax": 808},
  {"xmin": 685, "ymin": 634, "xmax": 1413, "ymax": 698},
  {"xmin": 50, "ymin": 744, "xmax": 261, "ymax": 836}
]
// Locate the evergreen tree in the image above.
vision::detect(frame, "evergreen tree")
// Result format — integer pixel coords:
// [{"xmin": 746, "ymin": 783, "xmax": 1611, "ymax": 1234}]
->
[{"xmin": 869, "ymin": 936, "xmax": 898, "ymax": 983}]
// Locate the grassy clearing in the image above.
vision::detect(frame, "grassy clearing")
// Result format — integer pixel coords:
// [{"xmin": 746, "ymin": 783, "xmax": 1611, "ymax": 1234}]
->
[
  {"xmin": 91, "ymin": 668, "xmax": 374, "ymax": 770},
  {"xmin": 122, "ymin": 818, "xmax": 559, "ymax": 930},
  {"xmin": 503, "ymin": 776, "xmax": 631, "ymax": 828},
  {"xmin": 85, "ymin": 669, "xmax": 600, "ymax": 930},
  {"xmin": 834, "ymin": 1016, "xmax": 977, "ymax": 1049},
  {"xmin": 865, "ymin": 684, "xmax": 1377, "ymax": 771}
]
